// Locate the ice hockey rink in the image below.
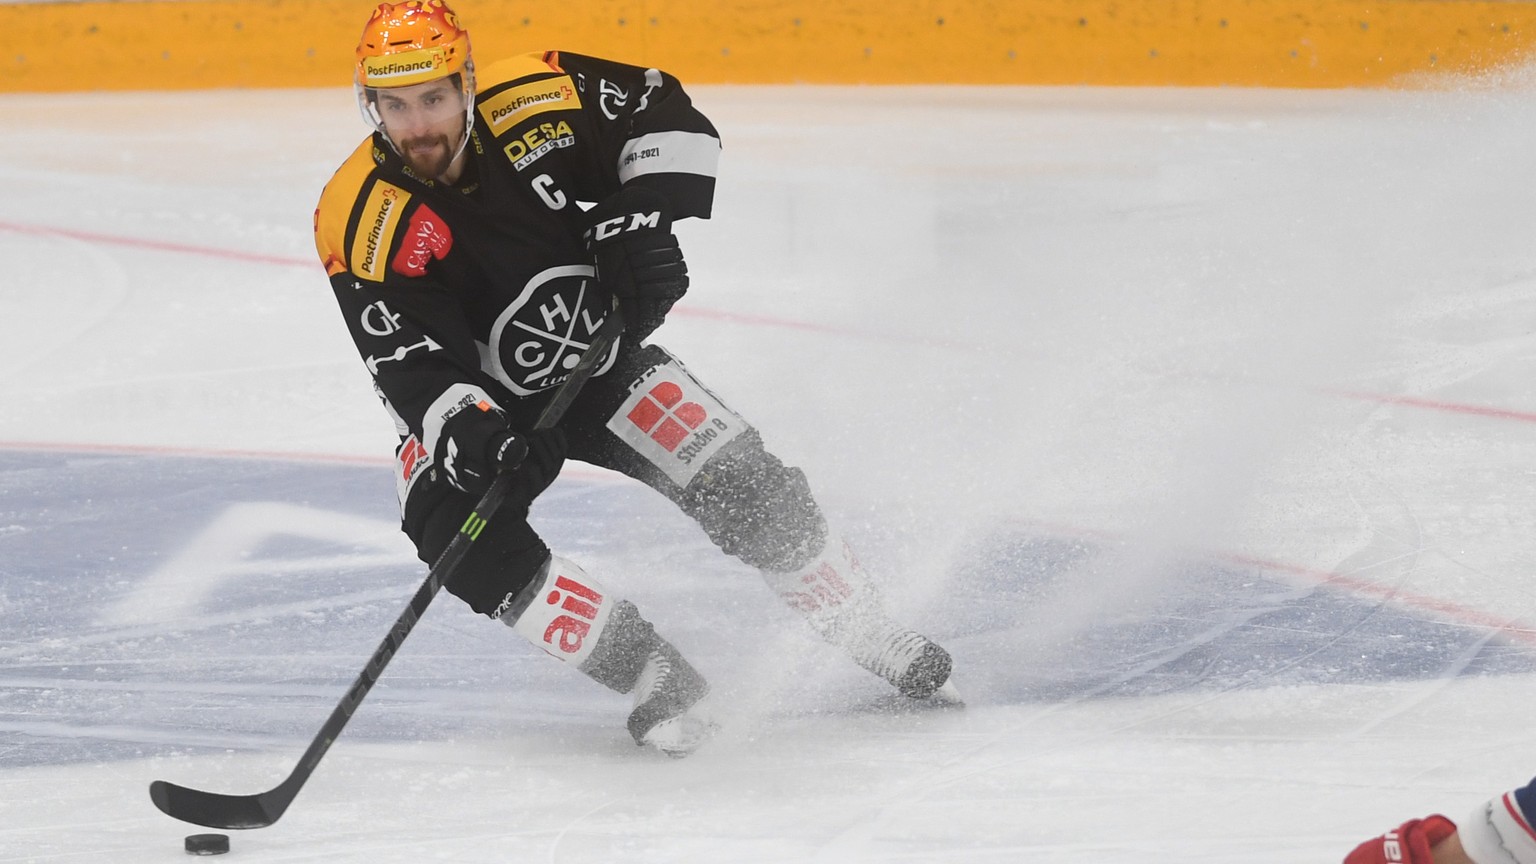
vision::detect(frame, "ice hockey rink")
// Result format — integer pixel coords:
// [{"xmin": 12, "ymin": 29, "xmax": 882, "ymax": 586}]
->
[{"xmin": 4, "ymin": 75, "xmax": 1536, "ymax": 861}]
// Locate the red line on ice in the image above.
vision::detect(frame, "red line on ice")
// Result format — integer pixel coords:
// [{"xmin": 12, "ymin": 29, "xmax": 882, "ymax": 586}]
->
[
  {"xmin": 0, "ymin": 439, "xmax": 623, "ymax": 481},
  {"xmin": 6, "ymin": 219, "xmax": 1534, "ymax": 417},
  {"xmin": 0, "ymin": 219, "xmax": 314, "ymax": 268},
  {"xmin": 0, "ymin": 220, "xmax": 864, "ymax": 338},
  {"xmin": 1011, "ymin": 516, "xmax": 1536, "ymax": 648},
  {"xmin": 1324, "ymin": 388, "xmax": 1536, "ymax": 425}
]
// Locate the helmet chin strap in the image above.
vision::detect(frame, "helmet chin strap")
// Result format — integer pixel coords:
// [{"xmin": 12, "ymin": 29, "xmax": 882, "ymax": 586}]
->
[
  {"xmin": 444, "ymin": 122, "xmax": 473, "ymax": 170},
  {"xmin": 445, "ymin": 61, "xmax": 476, "ymax": 174}
]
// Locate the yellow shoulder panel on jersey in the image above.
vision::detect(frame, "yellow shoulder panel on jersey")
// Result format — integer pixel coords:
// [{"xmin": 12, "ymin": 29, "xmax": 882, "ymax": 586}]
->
[
  {"xmin": 476, "ymin": 52, "xmax": 561, "ymax": 91},
  {"xmin": 314, "ymin": 139, "xmax": 378, "ymax": 277},
  {"xmin": 314, "ymin": 139, "xmax": 412, "ymax": 282},
  {"xmin": 475, "ymin": 52, "xmax": 580, "ymax": 139}
]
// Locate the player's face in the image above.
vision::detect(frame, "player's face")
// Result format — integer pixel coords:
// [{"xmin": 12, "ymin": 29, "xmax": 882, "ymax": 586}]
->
[{"xmin": 374, "ymin": 78, "xmax": 467, "ymax": 181}]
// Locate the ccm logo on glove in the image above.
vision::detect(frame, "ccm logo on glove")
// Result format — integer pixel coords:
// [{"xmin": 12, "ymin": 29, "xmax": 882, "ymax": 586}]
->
[
  {"xmin": 585, "ymin": 186, "xmax": 688, "ymax": 343},
  {"xmin": 590, "ymin": 210, "xmax": 662, "ymax": 241}
]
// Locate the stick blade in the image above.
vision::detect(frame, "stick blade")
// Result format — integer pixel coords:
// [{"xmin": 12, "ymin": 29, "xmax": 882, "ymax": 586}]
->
[{"xmin": 149, "ymin": 779, "xmax": 286, "ymax": 830}]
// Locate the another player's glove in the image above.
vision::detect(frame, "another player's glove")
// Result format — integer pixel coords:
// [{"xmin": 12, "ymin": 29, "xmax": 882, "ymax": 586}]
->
[
  {"xmin": 1343, "ymin": 815, "xmax": 1458, "ymax": 864},
  {"xmin": 586, "ymin": 185, "xmax": 688, "ymax": 342},
  {"xmin": 436, "ymin": 400, "xmax": 567, "ymax": 500}
]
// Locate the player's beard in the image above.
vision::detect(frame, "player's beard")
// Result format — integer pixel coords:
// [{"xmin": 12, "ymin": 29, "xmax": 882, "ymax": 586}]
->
[{"xmin": 397, "ymin": 132, "xmax": 455, "ymax": 181}]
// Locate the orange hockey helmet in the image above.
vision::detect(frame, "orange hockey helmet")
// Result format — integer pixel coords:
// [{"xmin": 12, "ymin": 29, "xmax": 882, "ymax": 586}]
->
[
  {"xmin": 354, "ymin": 1, "xmax": 476, "ymax": 159},
  {"xmin": 355, "ymin": 0, "xmax": 471, "ymax": 88}
]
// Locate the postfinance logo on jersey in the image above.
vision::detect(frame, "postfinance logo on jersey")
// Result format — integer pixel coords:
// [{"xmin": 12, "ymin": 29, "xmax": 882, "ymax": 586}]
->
[
  {"xmin": 352, "ymin": 181, "xmax": 411, "ymax": 282},
  {"xmin": 479, "ymin": 77, "xmax": 580, "ymax": 136}
]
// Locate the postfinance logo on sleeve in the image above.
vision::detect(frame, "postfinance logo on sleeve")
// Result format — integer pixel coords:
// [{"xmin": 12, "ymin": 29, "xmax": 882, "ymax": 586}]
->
[{"xmin": 352, "ymin": 181, "xmax": 411, "ymax": 282}]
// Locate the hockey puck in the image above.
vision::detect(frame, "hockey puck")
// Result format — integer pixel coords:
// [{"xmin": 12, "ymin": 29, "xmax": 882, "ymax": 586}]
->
[{"xmin": 184, "ymin": 833, "xmax": 230, "ymax": 855}]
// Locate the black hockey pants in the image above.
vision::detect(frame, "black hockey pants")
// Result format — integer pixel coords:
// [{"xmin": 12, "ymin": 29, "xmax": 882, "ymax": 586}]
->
[{"xmin": 402, "ymin": 343, "xmax": 828, "ymax": 616}]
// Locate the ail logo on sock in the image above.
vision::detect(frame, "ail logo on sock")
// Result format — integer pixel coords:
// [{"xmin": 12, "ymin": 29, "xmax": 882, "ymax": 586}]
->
[
  {"xmin": 779, "ymin": 562, "xmax": 855, "ymax": 614},
  {"xmin": 626, "ymin": 381, "xmax": 707, "ymax": 452},
  {"xmin": 543, "ymin": 574, "xmax": 604, "ymax": 655}
]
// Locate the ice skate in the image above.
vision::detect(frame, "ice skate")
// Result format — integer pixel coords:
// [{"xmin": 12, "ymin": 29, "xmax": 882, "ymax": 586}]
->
[
  {"xmin": 840, "ymin": 617, "xmax": 960, "ymax": 703},
  {"xmin": 499, "ymin": 559, "xmax": 719, "ymax": 756},
  {"xmin": 627, "ymin": 642, "xmax": 717, "ymax": 757}
]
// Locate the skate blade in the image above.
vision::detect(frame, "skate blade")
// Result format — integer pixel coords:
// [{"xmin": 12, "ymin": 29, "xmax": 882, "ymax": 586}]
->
[
  {"xmin": 640, "ymin": 714, "xmax": 720, "ymax": 758},
  {"xmin": 863, "ymin": 677, "xmax": 966, "ymax": 715},
  {"xmin": 928, "ymin": 679, "xmax": 965, "ymax": 707}
]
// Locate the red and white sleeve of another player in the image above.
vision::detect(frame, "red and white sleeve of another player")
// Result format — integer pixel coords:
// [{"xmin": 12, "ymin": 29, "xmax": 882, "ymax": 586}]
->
[{"xmin": 1460, "ymin": 778, "xmax": 1536, "ymax": 864}]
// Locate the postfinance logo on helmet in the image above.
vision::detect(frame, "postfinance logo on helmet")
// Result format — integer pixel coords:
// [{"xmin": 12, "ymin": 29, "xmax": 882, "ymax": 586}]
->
[
  {"xmin": 361, "ymin": 51, "xmax": 449, "ymax": 84},
  {"xmin": 354, "ymin": 1, "xmax": 476, "ymax": 165}
]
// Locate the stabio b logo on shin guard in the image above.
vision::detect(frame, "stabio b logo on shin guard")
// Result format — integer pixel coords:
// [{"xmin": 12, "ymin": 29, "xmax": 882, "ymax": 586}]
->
[
  {"xmin": 607, "ymin": 353, "xmax": 746, "ymax": 487},
  {"xmin": 627, "ymin": 381, "xmax": 707, "ymax": 452}
]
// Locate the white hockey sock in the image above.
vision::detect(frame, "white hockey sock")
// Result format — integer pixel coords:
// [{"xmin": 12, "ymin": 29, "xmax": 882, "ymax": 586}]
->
[
  {"xmin": 761, "ymin": 533, "xmax": 953, "ymax": 697},
  {"xmin": 497, "ymin": 555, "xmax": 617, "ymax": 668},
  {"xmin": 495, "ymin": 556, "xmax": 715, "ymax": 749},
  {"xmin": 761, "ymin": 533, "xmax": 886, "ymax": 642}
]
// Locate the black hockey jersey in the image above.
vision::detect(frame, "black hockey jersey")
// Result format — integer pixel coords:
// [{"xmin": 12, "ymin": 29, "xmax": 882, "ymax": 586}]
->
[{"xmin": 313, "ymin": 51, "xmax": 720, "ymax": 509}]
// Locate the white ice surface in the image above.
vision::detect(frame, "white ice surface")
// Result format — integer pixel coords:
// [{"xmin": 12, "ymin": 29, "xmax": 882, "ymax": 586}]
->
[{"xmin": 4, "ymin": 78, "xmax": 1536, "ymax": 862}]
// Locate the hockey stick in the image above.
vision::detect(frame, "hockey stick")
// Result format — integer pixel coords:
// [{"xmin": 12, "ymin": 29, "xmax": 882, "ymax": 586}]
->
[{"xmin": 149, "ymin": 303, "xmax": 625, "ymax": 830}]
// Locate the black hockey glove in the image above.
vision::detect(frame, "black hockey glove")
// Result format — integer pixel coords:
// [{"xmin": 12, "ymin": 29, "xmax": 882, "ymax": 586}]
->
[
  {"xmin": 586, "ymin": 186, "xmax": 688, "ymax": 342},
  {"xmin": 436, "ymin": 401, "xmax": 567, "ymax": 500}
]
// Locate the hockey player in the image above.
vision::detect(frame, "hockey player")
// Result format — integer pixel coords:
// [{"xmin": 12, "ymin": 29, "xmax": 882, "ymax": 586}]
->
[
  {"xmin": 313, "ymin": 0, "xmax": 956, "ymax": 757},
  {"xmin": 1343, "ymin": 777, "xmax": 1536, "ymax": 863}
]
